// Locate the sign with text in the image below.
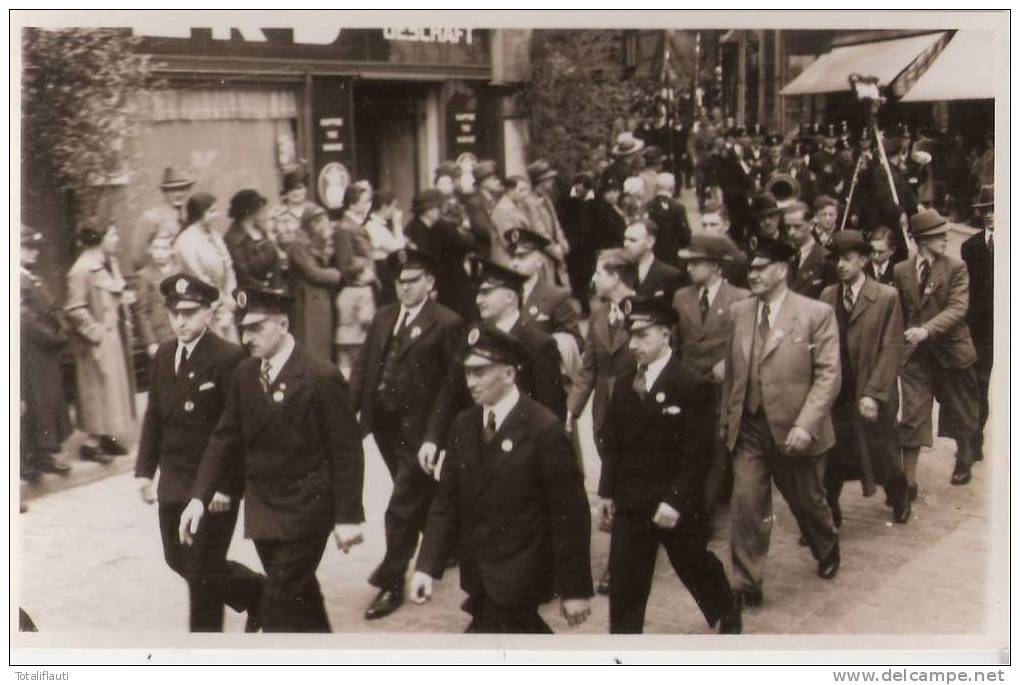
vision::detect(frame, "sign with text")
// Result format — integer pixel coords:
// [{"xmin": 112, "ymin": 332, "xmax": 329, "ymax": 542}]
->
[
  {"xmin": 311, "ymin": 76, "xmax": 355, "ymax": 211},
  {"xmin": 446, "ymin": 89, "xmax": 480, "ymax": 160}
]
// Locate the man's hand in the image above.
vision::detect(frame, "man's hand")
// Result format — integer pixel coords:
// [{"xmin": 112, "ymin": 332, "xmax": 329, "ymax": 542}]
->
[
  {"xmin": 652, "ymin": 502, "xmax": 681, "ymax": 530},
  {"xmin": 137, "ymin": 477, "xmax": 156, "ymax": 504},
  {"xmin": 904, "ymin": 326, "xmax": 929, "ymax": 345},
  {"xmin": 598, "ymin": 498, "xmax": 615, "ymax": 532},
  {"xmin": 858, "ymin": 397, "xmax": 879, "ymax": 422},
  {"xmin": 417, "ymin": 442, "xmax": 439, "ymax": 474},
  {"xmin": 560, "ymin": 598, "xmax": 591, "ymax": 627},
  {"xmin": 209, "ymin": 491, "xmax": 231, "ymax": 514},
  {"xmin": 178, "ymin": 498, "xmax": 205, "ymax": 546},
  {"xmin": 784, "ymin": 426, "xmax": 813, "ymax": 455},
  {"xmin": 147, "ymin": 343, "xmax": 159, "ymax": 358},
  {"xmin": 333, "ymin": 523, "xmax": 364, "ymax": 554},
  {"xmin": 409, "ymin": 571, "xmax": 434, "ymax": 604}
]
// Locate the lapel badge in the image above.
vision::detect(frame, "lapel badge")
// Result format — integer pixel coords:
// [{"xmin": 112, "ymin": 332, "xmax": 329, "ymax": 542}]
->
[
  {"xmin": 279, "ymin": 382, "xmax": 286, "ymax": 390},
  {"xmin": 184, "ymin": 401, "xmax": 195, "ymax": 412},
  {"xmin": 501, "ymin": 439, "xmax": 513, "ymax": 453},
  {"xmin": 188, "ymin": 371, "xmax": 195, "ymax": 379},
  {"xmin": 529, "ymin": 305, "xmax": 539, "ymax": 316},
  {"xmin": 655, "ymin": 391, "xmax": 666, "ymax": 403},
  {"xmin": 410, "ymin": 325, "xmax": 422, "ymax": 339},
  {"xmin": 467, "ymin": 327, "xmax": 480, "ymax": 345},
  {"xmin": 272, "ymin": 390, "xmax": 285, "ymax": 403}
]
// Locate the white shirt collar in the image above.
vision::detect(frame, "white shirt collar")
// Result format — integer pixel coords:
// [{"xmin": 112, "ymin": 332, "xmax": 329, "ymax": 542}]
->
[
  {"xmin": 483, "ymin": 385, "xmax": 521, "ymax": 433},
  {"xmin": 700, "ymin": 277, "xmax": 723, "ymax": 305},
  {"xmin": 845, "ymin": 272, "xmax": 866, "ymax": 301},
  {"xmin": 757, "ymin": 288, "xmax": 788, "ymax": 327},
  {"xmin": 638, "ymin": 253, "xmax": 655, "ymax": 281},
  {"xmin": 522, "ymin": 275, "xmax": 539, "ymax": 304},
  {"xmin": 494, "ymin": 310, "xmax": 520, "ymax": 334},
  {"xmin": 640, "ymin": 349, "xmax": 672, "ymax": 392},
  {"xmin": 176, "ymin": 329, "xmax": 207, "ymax": 370},
  {"xmin": 798, "ymin": 241, "xmax": 815, "ymax": 264},
  {"xmin": 873, "ymin": 258, "xmax": 888, "ymax": 276},
  {"xmin": 397, "ymin": 299, "xmax": 427, "ymax": 331},
  {"xmin": 263, "ymin": 333, "xmax": 296, "ymax": 384}
]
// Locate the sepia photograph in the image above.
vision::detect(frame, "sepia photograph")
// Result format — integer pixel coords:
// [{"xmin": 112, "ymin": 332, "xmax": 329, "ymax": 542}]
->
[{"xmin": 9, "ymin": 8, "xmax": 1010, "ymax": 669}]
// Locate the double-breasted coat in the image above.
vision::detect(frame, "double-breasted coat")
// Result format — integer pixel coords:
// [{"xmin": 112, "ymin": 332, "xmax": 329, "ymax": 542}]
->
[
  {"xmin": 21, "ymin": 268, "xmax": 73, "ymax": 453},
  {"xmin": 192, "ymin": 343, "xmax": 365, "ymax": 540},
  {"xmin": 64, "ymin": 248, "xmax": 136, "ymax": 436},
  {"xmin": 415, "ymin": 395, "xmax": 594, "ymax": 607}
]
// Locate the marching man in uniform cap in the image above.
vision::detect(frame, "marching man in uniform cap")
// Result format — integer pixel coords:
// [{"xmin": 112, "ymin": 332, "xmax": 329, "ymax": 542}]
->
[
  {"xmin": 179, "ymin": 284, "xmax": 365, "ymax": 632},
  {"xmin": 722, "ymin": 237, "xmax": 842, "ymax": 610},
  {"xmin": 892, "ymin": 209, "xmax": 980, "ymax": 492},
  {"xmin": 136, "ymin": 273, "xmax": 265, "ymax": 632},
  {"xmin": 820, "ymin": 232, "xmax": 911, "ymax": 526},
  {"xmin": 599, "ymin": 296, "xmax": 742, "ymax": 634},
  {"xmin": 349, "ymin": 248, "xmax": 466, "ymax": 620},
  {"xmin": 410, "ymin": 324, "xmax": 593, "ymax": 633},
  {"xmin": 472, "ymin": 257, "xmax": 567, "ymax": 418}
]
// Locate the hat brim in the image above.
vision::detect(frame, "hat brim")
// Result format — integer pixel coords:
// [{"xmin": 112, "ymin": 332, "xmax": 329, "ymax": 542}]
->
[
  {"xmin": 166, "ymin": 299, "xmax": 206, "ymax": 311},
  {"xmin": 826, "ymin": 244, "xmax": 873, "ymax": 259},
  {"xmin": 239, "ymin": 311, "xmax": 271, "ymax": 327},
  {"xmin": 676, "ymin": 249, "xmax": 727, "ymax": 262},
  {"xmin": 913, "ymin": 225, "xmax": 950, "ymax": 239},
  {"xmin": 972, "ymin": 201, "xmax": 994, "ymax": 209},
  {"xmin": 160, "ymin": 180, "xmax": 195, "ymax": 190},
  {"xmin": 463, "ymin": 352, "xmax": 512, "ymax": 368},
  {"xmin": 749, "ymin": 256, "xmax": 782, "ymax": 268},
  {"xmin": 532, "ymin": 170, "xmax": 558, "ymax": 183},
  {"xmin": 611, "ymin": 140, "xmax": 645, "ymax": 157}
]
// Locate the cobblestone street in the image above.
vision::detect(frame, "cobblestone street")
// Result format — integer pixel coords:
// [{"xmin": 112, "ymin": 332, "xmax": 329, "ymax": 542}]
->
[{"xmin": 15, "ymin": 394, "xmax": 997, "ymax": 638}]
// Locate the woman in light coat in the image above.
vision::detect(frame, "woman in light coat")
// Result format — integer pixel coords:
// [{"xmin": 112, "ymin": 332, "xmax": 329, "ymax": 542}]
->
[{"xmin": 64, "ymin": 223, "xmax": 136, "ymax": 463}]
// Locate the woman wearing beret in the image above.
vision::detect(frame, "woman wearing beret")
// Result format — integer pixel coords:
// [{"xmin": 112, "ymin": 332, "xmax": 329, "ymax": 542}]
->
[
  {"xmin": 174, "ymin": 192, "xmax": 239, "ymax": 342},
  {"xmin": 21, "ymin": 230, "xmax": 73, "ymax": 479},
  {"xmin": 223, "ymin": 189, "xmax": 283, "ymax": 291},
  {"xmin": 64, "ymin": 223, "xmax": 136, "ymax": 463},
  {"xmin": 283, "ymin": 204, "xmax": 342, "ymax": 362}
]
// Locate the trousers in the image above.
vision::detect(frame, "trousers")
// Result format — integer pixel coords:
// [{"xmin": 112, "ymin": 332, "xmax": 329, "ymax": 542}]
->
[{"xmin": 253, "ymin": 533, "xmax": 331, "ymax": 632}]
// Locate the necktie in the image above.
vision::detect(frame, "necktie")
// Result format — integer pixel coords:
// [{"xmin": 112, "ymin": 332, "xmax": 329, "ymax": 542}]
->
[
  {"xmin": 260, "ymin": 360, "xmax": 272, "ymax": 393},
  {"xmin": 483, "ymin": 410, "xmax": 497, "ymax": 442},
  {"xmin": 843, "ymin": 286, "xmax": 855, "ymax": 314},
  {"xmin": 393, "ymin": 309, "xmax": 408, "ymax": 338},
  {"xmin": 987, "ymin": 233, "xmax": 994, "ymax": 257},
  {"xmin": 759, "ymin": 303, "xmax": 771, "ymax": 338},
  {"xmin": 699, "ymin": 288, "xmax": 710, "ymax": 322},
  {"xmin": 633, "ymin": 364, "xmax": 648, "ymax": 401},
  {"xmin": 177, "ymin": 346, "xmax": 189, "ymax": 376},
  {"xmin": 608, "ymin": 302, "xmax": 623, "ymax": 329},
  {"xmin": 918, "ymin": 260, "xmax": 931, "ymax": 292}
]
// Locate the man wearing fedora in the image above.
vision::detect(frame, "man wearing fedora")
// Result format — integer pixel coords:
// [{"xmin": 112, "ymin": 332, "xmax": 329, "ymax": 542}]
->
[
  {"xmin": 674, "ymin": 233, "xmax": 750, "ymax": 507},
  {"xmin": 179, "ymin": 285, "xmax": 365, "ymax": 632},
  {"xmin": 646, "ymin": 172, "xmax": 692, "ymax": 269},
  {"xmin": 135, "ymin": 274, "xmax": 264, "ymax": 632},
  {"xmin": 409, "ymin": 324, "xmax": 593, "ymax": 633},
  {"xmin": 349, "ymin": 248, "xmax": 466, "ymax": 621},
  {"xmin": 599, "ymin": 295, "xmax": 741, "ymax": 634},
  {"xmin": 752, "ymin": 192, "xmax": 784, "ymax": 243},
  {"xmin": 961, "ymin": 186, "xmax": 994, "ymax": 463},
  {"xmin": 893, "ymin": 209, "xmax": 980, "ymax": 491},
  {"xmin": 820, "ymin": 232, "xmax": 911, "ymax": 526},
  {"xmin": 722, "ymin": 237, "xmax": 842, "ymax": 609},
  {"xmin": 526, "ymin": 159, "xmax": 571, "ymax": 290},
  {"xmin": 606, "ymin": 132, "xmax": 646, "ymax": 187},
  {"xmin": 134, "ymin": 166, "xmax": 195, "ymax": 269}
]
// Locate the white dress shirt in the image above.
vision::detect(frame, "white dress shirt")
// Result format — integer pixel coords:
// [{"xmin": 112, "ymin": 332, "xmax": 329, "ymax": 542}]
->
[
  {"xmin": 175, "ymin": 330, "xmax": 206, "ymax": 374},
  {"xmin": 262, "ymin": 333, "xmax": 296, "ymax": 384},
  {"xmin": 637, "ymin": 253, "xmax": 655, "ymax": 283},
  {"xmin": 394, "ymin": 299, "xmax": 427, "ymax": 334},
  {"xmin": 483, "ymin": 385, "xmax": 521, "ymax": 433},
  {"xmin": 700, "ymin": 277, "xmax": 724, "ymax": 307},
  {"xmin": 495, "ymin": 310, "xmax": 521, "ymax": 334},
  {"xmin": 638, "ymin": 349, "xmax": 672, "ymax": 393},
  {"xmin": 757, "ymin": 288, "xmax": 788, "ymax": 328},
  {"xmin": 871, "ymin": 259, "xmax": 889, "ymax": 281}
]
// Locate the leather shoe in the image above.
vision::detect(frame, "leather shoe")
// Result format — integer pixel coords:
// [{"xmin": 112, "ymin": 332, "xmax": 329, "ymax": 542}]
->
[
  {"xmin": 364, "ymin": 588, "xmax": 404, "ymax": 620},
  {"xmin": 950, "ymin": 461, "xmax": 972, "ymax": 486},
  {"xmin": 596, "ymin": 569, "xmax": 611, "ymax": 595},
  {"xmin": 718, "ymin": 598, "xmax": 742, "ymax": 634},
  {"xmin": 735, "ymin": 587, "xmax": 763, "ymax": 609},
  {"xmin": 39, "ymin": 456, "xmax": 72, "ymax": 475},
  {"xmin": 892, "ymin": 496, "xmax": 911, "ymax": 524},
  {"xmin": 79, "ymin": 444, "xmax": 113, "ymax": 464},
  {"xmin": 244, "ymin": 605, "xmax": 262, "ymax": 633},
  {"xmin": 829, "ymin": 501, "xmax": 843, "ymax": 529},
  {"xmin": 99, "ymin": 436, "xmax": 129, "ymax": 456},
  {"xmin": 818, "ymin": 544, "xmax": 841, "ymax": 580}
]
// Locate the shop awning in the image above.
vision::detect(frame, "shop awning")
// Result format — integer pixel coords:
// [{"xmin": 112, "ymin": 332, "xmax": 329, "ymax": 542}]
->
[
  {"xmin": 900, "ymin": 31, "xmax": 996, "ymax": 101},
  {"xmin": 781, "ymin": 32, "xmax": 947, "ymax": 95}
]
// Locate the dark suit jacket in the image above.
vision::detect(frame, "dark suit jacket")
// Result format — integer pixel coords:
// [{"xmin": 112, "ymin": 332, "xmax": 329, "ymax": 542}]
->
[
  {"xmin": 961, "ymin": 230, "xmax": 993, "ymax": 349},
  {"xmin": 864, "ymin": 260, "xmax": 895, "ymax": 286},
  {"xmin": 589, "ymin": 199, "xmax": 627, "ymax": 252},
  {"xmin": 790, "ymin": 243, "xmax": 836, "ymax": 300},
  {"xmin": 599, "ymin": 354, "xmax": 715, "ymax": 521},
  {"xmin": 350, "ymin": 299, "xmax": 465, "ymax": 450},
  {"xmin": 646, "ymin": 195, "xmax": 692, "ymax": 267},
  {"xmin": 820, "ymin": 279, "xmax": 904, "ymax": 406},
  {"xmin": 509, "ymin": 318, "xmax": 567, "ymax": 419},
  {"xmin": 722, "ymin": 292, "xmax": 841, "ymax": 456},
  {"xmin": 892, "ymin": 254, "xmax": 977, "ymax": 369},
  {"xmin": 566, "ymin": 299, "xmax": 636, "ymax": 438},
  {"xmin": 673, "ymin": 280, "xmax": 750, "ymax": 379},
  {"xmin": 416, "ymin": 395, "xmax": 593, "ymax": 606},
  {"xmin": 136, "ymin": 332, "xmax": 246, "ymax": 504},
  {"xmin": 637, "ymin": 258, "xmax": 686, "ymax": 303},
  {"xmin": 192, "ymin": 342, "xmax": 365, "ymax": 540},
  {"xmin": 521, "ymin": 278, "xmax": 583, "ymax": 349}
]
